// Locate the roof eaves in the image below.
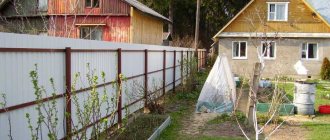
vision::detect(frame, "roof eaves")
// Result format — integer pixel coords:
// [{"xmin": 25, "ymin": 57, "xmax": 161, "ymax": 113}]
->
[
  {"xmin": 302, "ymin": 0, "xmax": 330, "ymax": 28},
  {"xmin": 212, "ymin": 0, "xmax": 255, "ymax": 41},
  {"xmin": 123, "ymin": 0, "xmax": 172, "ymax": 23}
]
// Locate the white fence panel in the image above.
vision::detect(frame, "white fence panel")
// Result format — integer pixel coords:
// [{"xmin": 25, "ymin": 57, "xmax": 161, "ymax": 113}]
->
[{"xmin": 0, "ymin": 32, "xmax": 204, "ymax": 140}]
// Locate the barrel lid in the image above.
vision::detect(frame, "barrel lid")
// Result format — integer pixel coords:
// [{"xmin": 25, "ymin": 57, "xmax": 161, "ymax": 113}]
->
[{"xmin": 295, "ymin": 81, "xmax": 316, "ymax": 85}]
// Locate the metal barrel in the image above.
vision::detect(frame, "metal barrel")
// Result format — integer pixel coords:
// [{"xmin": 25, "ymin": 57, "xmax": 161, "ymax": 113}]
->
[{"xmin": 293, "ymin": 81, "xmax": 316, "ymax": 115}]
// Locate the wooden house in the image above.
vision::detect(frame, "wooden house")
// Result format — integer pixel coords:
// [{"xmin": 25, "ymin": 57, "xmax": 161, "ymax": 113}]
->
[
  {"xmin": 0, "ymin": 0, "xmax": 171, "ymax": 45},
  {"xmin": 213, "ymin": 0, "xmax": 330, "ymax": 78}
]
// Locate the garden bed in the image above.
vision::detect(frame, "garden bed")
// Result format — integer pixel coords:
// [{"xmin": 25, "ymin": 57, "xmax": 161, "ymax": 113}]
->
[
  {"xmin": 114, "ymin": 114, "xmax": 169, "ymax": 140},
  {"xmin": 257, "ymin": 103, "xmax": 295, "ymax": 115}
]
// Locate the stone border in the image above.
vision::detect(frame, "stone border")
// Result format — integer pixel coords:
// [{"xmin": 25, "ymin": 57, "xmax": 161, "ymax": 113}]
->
[{"xmin": 148, "ymin": 116, "xmax": 171, "ymax": 140}]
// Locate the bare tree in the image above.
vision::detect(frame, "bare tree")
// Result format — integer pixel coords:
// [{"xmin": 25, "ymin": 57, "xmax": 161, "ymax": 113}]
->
[{"xmin": 232, "ymin": 6, "xmax": 295, "ymax": 140}]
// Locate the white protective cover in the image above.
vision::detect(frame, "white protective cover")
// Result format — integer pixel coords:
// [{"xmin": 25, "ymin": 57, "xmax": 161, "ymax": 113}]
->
[
  {"xmin": 196, "ymin": 55, "xmax": 236, "ymax": 113},
  {"xmin": 294, "ymin": 60, "xmax": 308, "ymax": 75}
]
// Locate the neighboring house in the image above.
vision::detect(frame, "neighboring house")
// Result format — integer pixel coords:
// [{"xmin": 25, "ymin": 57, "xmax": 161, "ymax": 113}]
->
[
  {"xmin": 0, "ymin": 0, "xmax": 171, "ymax": 45},
  {"xmin": 213, "ymin": 0, "xmax": 330, "ymax": 78},
  {"xmin": 162, "ymin": 32, "xmax": 172, "ymax": 46}
]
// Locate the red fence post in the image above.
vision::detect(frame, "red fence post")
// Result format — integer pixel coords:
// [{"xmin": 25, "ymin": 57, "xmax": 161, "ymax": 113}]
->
[
  {"xmin": 163, "ymin": 50, "xmax": 166, "ymax": 95},
  {"xmin": 65, "ymin": 47, "xmax": 72, "ymax": 138},
  {"xmin": 173, "ymin": 51, "xmax": 176, "ymax": 93},
  {"xmin": 117, "ymin": 48, "xmax": 122, "ymax": 127},
  {"xmin": 144, "ymin": 49, "xmax": 148, "ymax": 111}
]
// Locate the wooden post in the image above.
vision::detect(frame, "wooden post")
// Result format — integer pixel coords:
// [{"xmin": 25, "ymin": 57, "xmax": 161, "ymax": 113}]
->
[
  {"xmin": 197, "ymin": 50, "xmax": 199, "ymax": 71},
  {"xmin": 181, "ymin": 50, "xmax": 184, "ymax": 85},
  {"xmin": 186, "ymin": 51, "xmax": 189, "ymax": 76},
  {"xmin": 173, "ymin": 51, "xmax": 176, "ymax": 93},
  {"xmin": 163, "ymin": 50, "xmax": 166, "ymax": 95},
  {"xmin": 117, "ymin": 48, "xmax": 122, "ymax": 127},
  {"xmin": 65, "ymin": 47, "xmax": 72, "ymax": 138},
  {"xmin": 246, "ymin": 63, "xmax": 261, "ymax": 126},
  {"xmin": 144, "ymin": 49, "xmax": 148, "ymax": 112},
  {"xmin": 202, "ymin": 51, "xmax": 204, "ymax": 67},
  {"xmin": 194, "ymin": 0, "xmax": 201, "ymax": 54}
]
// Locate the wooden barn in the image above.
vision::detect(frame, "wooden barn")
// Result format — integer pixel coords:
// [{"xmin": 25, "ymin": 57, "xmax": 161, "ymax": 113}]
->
[{"xmin": 0, "ymin": 0, "xmax": 171, "ymax": 45}]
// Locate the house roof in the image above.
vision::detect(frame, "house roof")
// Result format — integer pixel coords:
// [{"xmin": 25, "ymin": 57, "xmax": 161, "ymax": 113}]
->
[
  {"xmin": 212, "ymin": 0, "xmax": 330, "ymax": 40},
  {"xmin": 124, "ymin": 0, "xmax": 171, "ymax": 23},
  {"xmin": 0, "ymin": 0, "xmax": 171, "ymax": 23},
  {"xmin": 305, "ymin": 0, "xmax": 330, "ymax": 25}
]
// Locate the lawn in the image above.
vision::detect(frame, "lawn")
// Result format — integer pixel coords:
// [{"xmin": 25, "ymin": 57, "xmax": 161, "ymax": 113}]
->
[
  {"xmin": 159, "ymin": 71, "xmax": 330, "ymax": 140},
  {"xmin": 158, "ymin": 69, "xmax": 248, "ymax": 140},
  {"xmin": 278, "ymin": 80, "xmax": 330, "ymax": 111},
  {"xmin": 278, "ymin": 80, "xmax": 330, "ymax": 140}
]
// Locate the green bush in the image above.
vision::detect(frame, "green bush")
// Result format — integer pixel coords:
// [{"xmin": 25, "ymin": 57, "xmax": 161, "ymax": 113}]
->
[{"xmin": 320, "ymin": 57, "xmax": 330, "ymax": 80}]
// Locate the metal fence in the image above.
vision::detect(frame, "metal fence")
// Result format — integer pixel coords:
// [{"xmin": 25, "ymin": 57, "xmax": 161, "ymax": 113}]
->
[{"xmin": 0, "ymin": 33, "xmax": 207, "ymax": 139}]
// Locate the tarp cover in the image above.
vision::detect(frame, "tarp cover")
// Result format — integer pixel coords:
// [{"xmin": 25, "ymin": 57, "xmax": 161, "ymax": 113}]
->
[{"xmin": 196, "ymin": 55, "xmax": 236, "ymax": 113}]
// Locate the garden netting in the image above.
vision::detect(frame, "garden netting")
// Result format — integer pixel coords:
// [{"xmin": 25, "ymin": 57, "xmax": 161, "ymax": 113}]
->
[{"xmin": 196, "ymin": 55, "xmax": 236, "ymax": 113}]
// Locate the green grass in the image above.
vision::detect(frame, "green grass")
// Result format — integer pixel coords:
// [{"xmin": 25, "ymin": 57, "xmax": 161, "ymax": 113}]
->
[
  {"xmin": 277, "ymin": 82, "xmax": 295, "ymax": 101},
  {"xmin": 175, "ymin": 136, "xmax": 245, "ymax": 140},
  {"xmin": 158, "ymin": 105, "xmax": 190, "ymax": 140},
  {"xmin": 159, "ymin": 70, "xmax": 208, "ymax": 140},
  {"xmin": 207, "ymin": 112, "xmax": 246, "ymax": 125},
  {"xmin": 113, "ymin": 115, "xmax": 167, "ymax": 140},
  {"xmin": 279, "ymin": 81, "xmax": 330, "ymax": 139},
  {"xmin": 278, "ymin": 81, "xmax": 330, "ymax": 110},
  {"xmin": 159, "ymin": 68, "xmax": 248, "ymax": 140},
  {"xmin": 303, "ymin": 122, "xmax": 330, "ymax": 140}
]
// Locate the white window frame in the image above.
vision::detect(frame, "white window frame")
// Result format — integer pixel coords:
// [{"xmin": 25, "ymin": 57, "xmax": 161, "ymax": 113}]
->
[
  {"xmin": 79, "ymin": 26, "xmax": 103, "ymax": 40},
  {"xmin": 261, "ymin": 41, "xmax": 276, "ymax": 60},
  {"xmin": 85, "ymin": 0, "xmax": 100, "ymax": 8},
  {"xmin": 267, "ymin": 2, "xmax": 289, "ymax": 21},
  {"xmin": 232, "ymin": 41, "xmax": 248, "ymax": 59},
  {"xmin": 301, "ymin": 42, "xmax": 319, "ymax": 60},
  {"xmin": 38, "ymin": 0, "xmax": 48, "ymax": 11}
]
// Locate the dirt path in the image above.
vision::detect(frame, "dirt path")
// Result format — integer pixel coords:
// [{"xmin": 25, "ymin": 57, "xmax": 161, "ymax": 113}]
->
[
  {"xmin": 236, "ymin": 88, "xmax": 250, "ymax": 115},
  {"xmin": 176, "ymin": 89, "xmax": 253, "ymax": 139},
  {"xmin": 180, "ymin": 113, "xmax": 219, "ymax": 135}
]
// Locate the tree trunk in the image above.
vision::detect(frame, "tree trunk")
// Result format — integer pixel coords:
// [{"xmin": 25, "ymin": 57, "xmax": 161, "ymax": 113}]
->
[{"xmin": 246, "ymin": 63, "xmax": 261, "ymax": 126}]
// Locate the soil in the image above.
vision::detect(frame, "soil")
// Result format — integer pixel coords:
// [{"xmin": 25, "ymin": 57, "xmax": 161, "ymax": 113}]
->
[
  {"xmin": 263, "ymin": 120, "xmax": 309, "ymax": 140},
  {"xmin": 180, "ymin": 113, "xmax": 218, "ymax": 136},
  {"xmin": 179, "ymin": 112, "xmax": 253, "ymax": 139},
  {"xmin": 203, "ymin": 122, "xmax": 253, "ymax": 138}
]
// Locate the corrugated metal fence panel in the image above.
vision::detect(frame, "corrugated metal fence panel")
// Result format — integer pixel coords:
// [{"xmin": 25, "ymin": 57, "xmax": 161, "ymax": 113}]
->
[
  {"xmin": 71, "ymin": 52, "xmax": 117, "ymax": 89},
  {"xmin": 0, "ymin": 98, "xmax": 66, "ymax": 139},
  {"xmin": 0, "ymin": 52, "xmax": 66, "ymax": 139},
  {"xmin": 0, "ymin": 52, "xmax": 65, "ymax": 106},
  {"xmin": 0, "ymin": 32, "xmax": 195, "ymax": 140}
]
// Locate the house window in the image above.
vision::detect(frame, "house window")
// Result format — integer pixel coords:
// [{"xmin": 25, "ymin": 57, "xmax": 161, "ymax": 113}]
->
[
  {"xmin": 86, "ymin": 0, "xmax": 100, "ymax": 8},
  {"xmin": 79, "ymin": 26, "xmax": 102, "ymax": 40},
  {"xmin": 38, "ymin": 0, "xmax": 48, "ymax": 11},
  {"xmin": 261, "ymin": 42, "xmax": 276, "ymax": 59},
  {"xmin": 302, "ymin": 43, "xmax": 318, "ymax": 60},
  {"xmin": 232, "ymin": 41, "xmax": 247, "ymax": 59},
  {"xmin": 268, "ymin": 2, "xmax": 289, "ymax": 21}
]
